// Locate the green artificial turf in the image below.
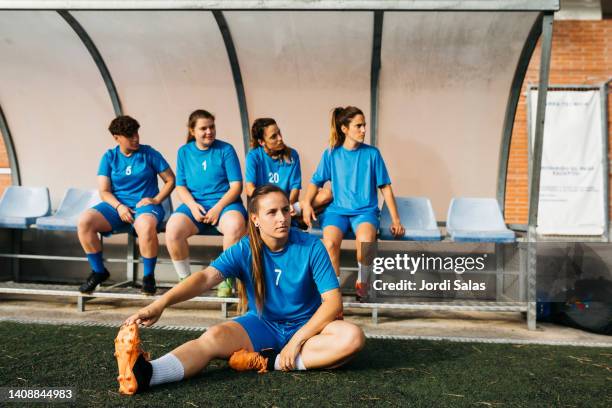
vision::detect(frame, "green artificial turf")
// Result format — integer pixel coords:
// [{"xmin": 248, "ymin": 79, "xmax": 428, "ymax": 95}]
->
[{"xmin": 0, "ymin": 322, "xmax": 610, "ymax": 407}]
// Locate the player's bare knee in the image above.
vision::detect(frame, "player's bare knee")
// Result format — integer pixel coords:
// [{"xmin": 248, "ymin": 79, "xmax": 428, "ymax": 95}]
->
[
  {"xmin": 323, "ymin": 238, "xmax": 339, "ymax": 254},
  {"xmin": 136, "ymin": 223, "xmax": 157, "ymax": 243},
  {"xmin": 165, "ymin": 224, "xmax": 185, "ymax": 247},
  {"xmin": 222, "ymin": 219, "xmax": 245, "ymax": 240},
  {"xmin": 77, "ymin": 212, "xmax": 94, "ymax": 233},
  {"xmin": 199, "ymin": 324, "xmax": 230, "ymax": 346},
  {"xmin": 342, "ymin": 324, "xmax": 366, "ymax": 355}
]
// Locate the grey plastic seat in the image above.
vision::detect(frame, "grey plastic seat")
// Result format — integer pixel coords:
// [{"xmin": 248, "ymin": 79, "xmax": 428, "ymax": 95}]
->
[
  {"xmin": 36, "ymin": 188, "xmax": 101, "ymax": 231},
  {"xmin": 379, "ymin": 197, "xmax": 442, "ymax": 241},
  {"xmin": 0, "ymin": 186, "xmax": 51, "ymax": 229},
  {"xmin": 446, "ymin": 197, "xmax": 515, "ymax": 243}
]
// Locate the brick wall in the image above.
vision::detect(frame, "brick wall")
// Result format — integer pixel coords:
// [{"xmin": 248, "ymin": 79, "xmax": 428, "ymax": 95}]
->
[{"xmin": 505, "ymin": 19, "xmax": 612, "ymax": 224}]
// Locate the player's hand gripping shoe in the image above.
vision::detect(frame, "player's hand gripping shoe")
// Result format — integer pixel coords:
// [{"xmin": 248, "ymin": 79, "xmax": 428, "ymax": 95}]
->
[{"xmin": 114, "ymin": 323, "xmax": 153, "ymax": 395}]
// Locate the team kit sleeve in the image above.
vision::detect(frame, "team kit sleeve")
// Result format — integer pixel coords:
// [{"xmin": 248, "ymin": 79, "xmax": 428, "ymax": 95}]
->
[
  {"xmin": 175, "ymin": 148, "xmax": 186, "ymax": 187},
  {"xmin": 309, "ymin": 240, "xmax": 340, "ymax": 294},
  {"xmin": 150, "ymin": 147, "xmax": 170, "ymax": 173},
  {"xmin": 374, "ymin": 148, "xmax": 392, "ymax": 187},
  {"xmin": 289, "ymin": 150, "xmax": 302, "ymax": 190},
  {"xmin": 310, "ymin": 149, "xmax": 331, "ymax": 187},
  {"xmin": 210, "ymin": 240, "xmax": 247, "ymax": 280},
  {"xmin": 97, "ymin": 151, "xmax": 112, "ymax": 177},
  {"xmin": 245, "ymin": 150, "xmax": 258, "ymax": 184},
  {"xmin": 224, "ymin": 144, "xmax": 243, "ymax": 183}
]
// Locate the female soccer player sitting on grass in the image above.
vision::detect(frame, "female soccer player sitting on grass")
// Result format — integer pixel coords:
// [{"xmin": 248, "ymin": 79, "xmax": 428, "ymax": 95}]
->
[
  {"xmin": 165, "ymin": 110, "xmax": 247, "ymax": 296},
  {"xmin": 115, "ymin": 185, "xmax": 365, "ymax": 395},
  {"xmin": 301, "ymin": 106, "xmax": 405, "ymax": 300},
  {"xmin": 245, "ymin": 118, "xmax": 331, "ymax": 220},
  {"xmin": 77, "ymin": 115, "xmax": 175, "ymax": 295}
]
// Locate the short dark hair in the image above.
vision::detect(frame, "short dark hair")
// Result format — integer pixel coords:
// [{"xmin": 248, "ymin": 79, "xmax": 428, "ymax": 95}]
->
[{"xmin": 108, "ymin": 115, "xmax": 140, "ymax": 137}]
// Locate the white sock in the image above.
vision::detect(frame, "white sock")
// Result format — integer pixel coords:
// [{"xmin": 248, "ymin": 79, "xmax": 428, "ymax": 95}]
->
[
  {"xmin": 292, "ymin": 202, "xmax": 302, "ymax": 217},
  {"xmin": 150, "ymin": 353, "xmax": 185, "ymax": 386},
  {"xmin": 172, "ymin": 258, "xmax": 191, "ymax": 280},
  {"xmin": 357, "ymin": 262, "xmax": 372, "ymax": 283},
  {"xmin": 273, "ymin": 353, "xmax": 307, "ymax": 371}
]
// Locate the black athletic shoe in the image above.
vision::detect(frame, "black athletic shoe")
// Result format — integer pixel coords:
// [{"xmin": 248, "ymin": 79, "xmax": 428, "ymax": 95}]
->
[
  {"xmin": 261, "ymin": 348, "xmax": 279, "ymax": 372},
  {"xmin": 141, "ymin": 275, "xmax": 157, "ymax": 295},
  {"xmin": 79, "ymin": 269, "xmax": 110, "ymax": 293}
]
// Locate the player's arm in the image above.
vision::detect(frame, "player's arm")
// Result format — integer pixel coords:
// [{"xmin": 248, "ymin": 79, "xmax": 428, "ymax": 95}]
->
[
  {"xmin": 380, "ymin": 184, "xmax": 405, "ymax": 238},
  {"xmin": 245, "ymin": 182, "xmax": 256, "ymax": 198},
  {"xmin": 124, "ymin": 266, "xmax": 225, "ymax": 327},
  {"xmin": 300, "ymin": 183, "xmax": 320, "ymax": 227},
  {"xmin": 288, "ymin": 188, "xmax": 300, "ymax": 206},
  {"xmin": 98, "ymin": 175, "xmax": 135, "ymax": 224},
  {"xmin": 153, "ymin": 168, "xmax": 175, "ymax": 204},
  {"xmin": 277, "ymin": 288, "xmax": 342, "ymax": 370}
]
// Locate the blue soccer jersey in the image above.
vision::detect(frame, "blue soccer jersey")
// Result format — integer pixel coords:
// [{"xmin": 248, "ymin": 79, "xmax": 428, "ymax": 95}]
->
[
  {"xmin": 176, "ymin": 140, "xmax": 243, "ymax": 203},
  {"xmin": 245, "ymin": 147, "xmax": 302, "ymax": 195},
  {"xmin": 211, "ymin": 228, "xmax": 339, "ymax": 323},
  {"xmin": 311, "ymin": 143, "xmax": 391, "ymax": 215},
  {"xmin": 97, "ymin": 144, "xmax": 170, "ymax": 208}
]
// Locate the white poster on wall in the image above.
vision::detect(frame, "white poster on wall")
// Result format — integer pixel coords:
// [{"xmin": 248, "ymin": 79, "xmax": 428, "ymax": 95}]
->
[{"xmin": 529, "ymin": 89, "xmax": 604, "ymax": 236}]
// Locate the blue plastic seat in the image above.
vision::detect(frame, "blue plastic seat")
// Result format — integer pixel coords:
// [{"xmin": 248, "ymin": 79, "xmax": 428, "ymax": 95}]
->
[
  {"xmin": 36, "ymin": 188, "xmax": 101, "ymax": 231},
  {"xmin": 379, "ymin": 197, "xmax": 442, "ymax": 241},
  {"xmin": 0, "ymin": 186, "xmax": 51, "ymax": 229},
  {"xmin": 446, "ymin": 197, "xmax": 515, "ymax": 243}
]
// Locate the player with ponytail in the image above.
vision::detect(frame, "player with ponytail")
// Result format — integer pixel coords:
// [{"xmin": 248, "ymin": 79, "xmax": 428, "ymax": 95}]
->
[
  {"xmin": 115, "ymin": 185, "xmax": 364, "ymax": 395},
  {"xmin": 301, "ymin": 106, "xmax": 405, "ymax": 300}
]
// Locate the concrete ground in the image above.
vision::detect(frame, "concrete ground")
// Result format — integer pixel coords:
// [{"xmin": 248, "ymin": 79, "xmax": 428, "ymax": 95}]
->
[{"xmin": 1, "ymin": 293, "xmax": 611, "ymax": 346}]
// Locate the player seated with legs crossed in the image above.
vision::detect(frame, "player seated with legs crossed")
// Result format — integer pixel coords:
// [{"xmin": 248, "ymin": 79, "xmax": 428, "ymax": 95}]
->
[
  {"xmin": 77, "ymin": 115, "xmax": 175, "ymax": 295},
  {"xmin": 115, "ymin": 185, "xmax": 364, "ymax": 395},
  {"xmin": 301, "ymin": 106, "xmax": 405, "ymax": 301},
  {"xmin": 165, "ymin": 109, "xmax": 247, "ymax": 296}
]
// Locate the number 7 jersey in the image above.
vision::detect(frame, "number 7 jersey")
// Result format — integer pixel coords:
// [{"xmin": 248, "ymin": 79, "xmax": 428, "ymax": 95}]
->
[{"xmin": 211, "ymin": 228, "xmax": 339, "ymax": 323}]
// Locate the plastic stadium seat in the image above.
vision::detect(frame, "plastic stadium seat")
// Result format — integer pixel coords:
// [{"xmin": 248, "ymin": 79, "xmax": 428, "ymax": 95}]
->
[
  {"xmin": 36, "ymin": 188, "xmax": 101, "ymax": 231},
  {"xmin": 379, "ymin": 197, "xmax": 442, "ymax": 241},
  {"xmin": 0, "ymin": 186, "xmax": 51, "ymax": 229},
  {"xmin": 446, "ymin": 197, "xmax": 515, "ymax": 243}
]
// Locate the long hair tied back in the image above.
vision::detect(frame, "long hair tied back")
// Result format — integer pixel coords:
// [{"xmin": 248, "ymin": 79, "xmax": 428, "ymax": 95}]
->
[
  {"xmin": 329, "ymin": 106, "xmax": 363, "ymax": 148},
  {"xmin": 250, "ymin": 118, "xmax": 293, "ymax": 163},
  {"xmin": 241, "ymin": 184, "xmax": 289, "ymax": 315}
]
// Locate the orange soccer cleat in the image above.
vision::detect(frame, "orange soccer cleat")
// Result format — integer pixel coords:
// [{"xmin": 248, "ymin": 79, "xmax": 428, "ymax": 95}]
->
[
  {"xmin": 228, "ymin": 349, "xmax": 269, "ymax": 373},
  {"xmin": 114, "ymin": 323, "xmax": 152, "ymax": 395}
]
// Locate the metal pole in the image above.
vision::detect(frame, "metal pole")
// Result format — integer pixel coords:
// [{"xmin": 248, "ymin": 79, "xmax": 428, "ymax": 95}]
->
[
  {"xmin": 527, "ymin": 12, "xmax": 554, "ymax": 331},
  {"xmin": 497, "ymin": 12, "xmax": 543, "ymax": 213},
  {"xmin": 213, "ymin": 10, "xmax": 250, "ymax": 156},
  {"xmin": 0, "ymin": 104, "xmax": 20, "ymax": 185},
  {"xmin": 370, "ymin": 10, "xmax": 383, "ymax": 147},
  {"xmin": 601, "ymin": 82, "xmax": 609, "ymax": 241}
]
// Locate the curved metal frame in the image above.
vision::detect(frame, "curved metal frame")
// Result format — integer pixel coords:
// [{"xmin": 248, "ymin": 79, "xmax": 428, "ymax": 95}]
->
[
  {"xmin": 213, "ymin": 10, "xmax": 251, "ymax": 155},
  {"xmin": 0, "ymin": 104, "xmax": 20, "ymax": 185},
  {"xmin": 496, "ymin": 12, "xmax": 543, "ymax": 215},
  {"xmin": 57, "ymin": 10, "xmax": 123, "ymax": 116},
  {"xmin": 370, "ymin": 10, "xmax": 383, "ymax": 147}
]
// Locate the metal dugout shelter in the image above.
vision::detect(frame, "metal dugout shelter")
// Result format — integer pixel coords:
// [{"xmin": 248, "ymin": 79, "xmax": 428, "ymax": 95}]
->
[{"xmin": 0, "ymin": 1, "xmax": 559, "ymax": 329}]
